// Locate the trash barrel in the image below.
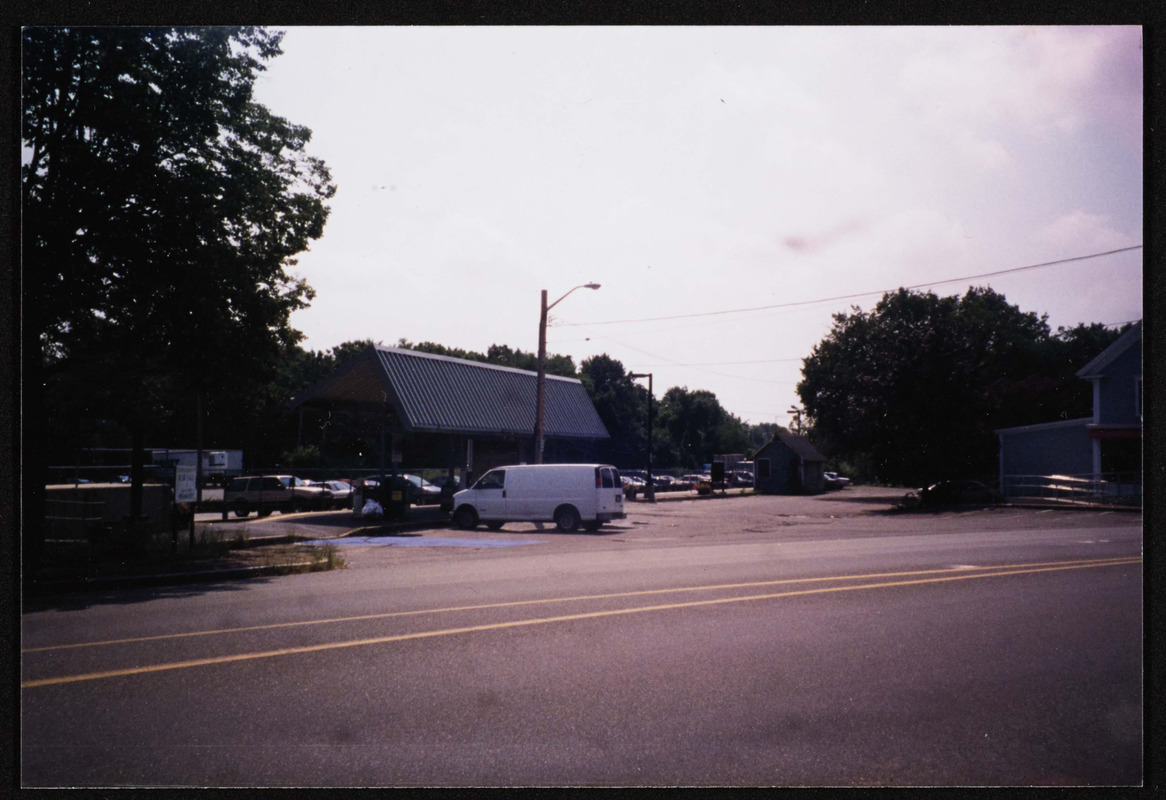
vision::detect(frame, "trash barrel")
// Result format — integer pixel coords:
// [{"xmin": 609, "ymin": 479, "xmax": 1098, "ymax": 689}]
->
[{"xmin": 381, "ymin": 475, "xmax": 414, "ymax": 520}]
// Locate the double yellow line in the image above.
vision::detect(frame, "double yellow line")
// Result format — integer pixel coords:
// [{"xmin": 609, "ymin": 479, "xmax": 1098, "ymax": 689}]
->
[{"xmin": 22, "ymin": 556, "xmax": 1140, "ymax": 689}]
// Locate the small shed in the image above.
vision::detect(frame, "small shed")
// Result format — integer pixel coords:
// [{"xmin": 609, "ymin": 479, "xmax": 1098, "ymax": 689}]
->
[{"xmin": 752, "ymin": 433, "xmax": 827, "ymax": 494}]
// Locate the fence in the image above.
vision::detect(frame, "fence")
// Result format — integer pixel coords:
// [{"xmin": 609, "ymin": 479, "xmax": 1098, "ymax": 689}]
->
[{"xmin": 1001, "ymin": 472, "xmax": 1142, "ymax": 508}]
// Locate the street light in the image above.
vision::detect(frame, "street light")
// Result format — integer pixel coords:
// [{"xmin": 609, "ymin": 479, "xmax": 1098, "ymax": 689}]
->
[
  {"xmin": 628, "ymin": 372, "xmax": 655, "ymax": 502},
  {"xmin": 788, "ymin": 406, "xmax": 803, "ymax": 436},
  {"xmin": 534, "ymin": 283, "xmax": 601, "ymax": 463}
]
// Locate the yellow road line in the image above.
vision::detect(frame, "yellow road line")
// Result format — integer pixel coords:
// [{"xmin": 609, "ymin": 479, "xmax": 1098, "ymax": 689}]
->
[
  {"xmin": 22, "ymin": 556, "xmax": 1140, "ymax": 653},
  {"xmin": 21, "ymin": 558, "xmax": 1140, "ymax": 689}
]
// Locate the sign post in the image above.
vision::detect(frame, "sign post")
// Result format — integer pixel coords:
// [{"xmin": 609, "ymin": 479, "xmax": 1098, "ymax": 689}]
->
[{"xmin": 175, "ymin": 466, "xmax": 197, "ymax": 550}]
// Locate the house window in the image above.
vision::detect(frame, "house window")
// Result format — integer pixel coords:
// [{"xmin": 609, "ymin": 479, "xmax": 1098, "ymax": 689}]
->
[{"xmin": 757, "ymin": 459, "xmax": 771, "ymax": 479}]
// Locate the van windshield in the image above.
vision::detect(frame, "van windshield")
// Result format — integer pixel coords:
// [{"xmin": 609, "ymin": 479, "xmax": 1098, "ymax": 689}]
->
[{"xmin": 474, "ymin": 470, "xmax": 505, "ymax": 490}]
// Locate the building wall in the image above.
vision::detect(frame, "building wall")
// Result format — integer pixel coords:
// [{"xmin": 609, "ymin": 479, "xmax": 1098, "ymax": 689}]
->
[
  {"xmin": 753, "ymin": 441, "xmax": 825, "ymax": 494},
  {"xmin": 998, "ymin": 421, "xmax": 1093, "ymax": 479},
  {"xmin": 1095, "ymin": 342, "xmax": 1142, "ymax": 426}
]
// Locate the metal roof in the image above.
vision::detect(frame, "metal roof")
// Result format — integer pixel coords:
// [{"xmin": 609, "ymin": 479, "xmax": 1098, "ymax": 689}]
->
[{"xmin": 292, "ymin": 345, "xmax": 609, "ymax": 440}]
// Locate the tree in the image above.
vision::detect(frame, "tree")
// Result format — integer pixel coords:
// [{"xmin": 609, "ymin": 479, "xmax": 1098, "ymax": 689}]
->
[
  {"xmin": 655, "ymin": 387, "xmax": 748, "ymax": 469},
  {"xmin": 580, "ymin": 354, "xmax": 648, "ymax": 467},
  {"xmin": 796, "ymin": 286, "xmax": 1127, "ymax": 486},
  {"xmin": 22, "ymin": 27, "xmax": 334, "ymax": 566}
]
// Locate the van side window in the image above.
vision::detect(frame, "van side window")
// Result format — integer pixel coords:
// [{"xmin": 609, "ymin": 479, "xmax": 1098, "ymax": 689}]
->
[
  {"xmin": 600, "ymin": 468, "xmax": 615, "ymax": 488},
  {"xmin": 475, "ymin": 470, "xmax": 505, "ymax": 490}
]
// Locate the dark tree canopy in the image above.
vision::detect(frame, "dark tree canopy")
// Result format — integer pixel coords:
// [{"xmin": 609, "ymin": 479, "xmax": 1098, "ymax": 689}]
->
[
  {"xmin": 655, "ymin": 387, "xmax": 748, "ymax": 469},
  {"xmin": 580, "ymin": 354, "xmax": 649, "ymax": 467},
  {"xmin": 24, "ymin": 26, "xmax": 334, "ymax": 386},
  {"xmin": 796, "ymin": 286, "xmax": 1129, "ymax": 486},
  {"xmin": 23, "ymin": 27, "xmax": 335, "ymax": 548}
]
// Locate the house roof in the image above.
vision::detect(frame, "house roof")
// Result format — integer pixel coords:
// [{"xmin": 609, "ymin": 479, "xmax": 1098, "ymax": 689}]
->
[
  {"xmin": 754, "ymin": 432, "xmax": 826, "ymax": 462},
  {"xmin": 291, "ymin": 345, "xmax": 610, "ymax": 440},
  {"xmin": 1076, "ymin": 321, "xmax": 1142, "ymax": 379}
]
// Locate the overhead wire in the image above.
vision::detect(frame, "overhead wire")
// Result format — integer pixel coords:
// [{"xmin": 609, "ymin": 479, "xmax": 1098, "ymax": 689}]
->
[
  {"xmin": 562, "ymin": 245, "xmax": 1143, "ymax": 328},
  {"xmin": 544, "ymin": 245, "xmax": 1142, "ymax": 418}
]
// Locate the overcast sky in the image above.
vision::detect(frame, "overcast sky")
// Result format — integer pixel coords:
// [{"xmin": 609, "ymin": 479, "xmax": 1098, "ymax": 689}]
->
[{"xmin": 251, "ymin": 26, "xmax": 1143, "ymax": 428}]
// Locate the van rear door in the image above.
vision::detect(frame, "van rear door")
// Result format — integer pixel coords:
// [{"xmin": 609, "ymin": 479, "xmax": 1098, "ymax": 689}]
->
[{"xmin": 596, "ymin": 466, "xmax": 624, "ymax": 519}]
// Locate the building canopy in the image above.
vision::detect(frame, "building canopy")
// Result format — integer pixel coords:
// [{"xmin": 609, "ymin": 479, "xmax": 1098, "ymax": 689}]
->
[{"xmin": 291, "ymin": 345, "xmax": 609, "ymax": 441}]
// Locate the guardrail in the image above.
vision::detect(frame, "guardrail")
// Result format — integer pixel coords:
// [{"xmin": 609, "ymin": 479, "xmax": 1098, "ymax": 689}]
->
[{"xmin": 1002, "ymin": 473, "xmax": 1141, "ymax": 508}]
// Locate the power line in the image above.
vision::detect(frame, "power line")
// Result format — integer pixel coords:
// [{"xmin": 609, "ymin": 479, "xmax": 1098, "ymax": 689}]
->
[{"xmin": 561, "ymin": 245, "xmax": 1143, "ymax": 328}]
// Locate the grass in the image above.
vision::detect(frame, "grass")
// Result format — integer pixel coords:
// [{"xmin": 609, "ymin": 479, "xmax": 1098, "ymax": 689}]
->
[{"xmin": 31, "ymin": 522, "xmax": 345, "ymax": 586}]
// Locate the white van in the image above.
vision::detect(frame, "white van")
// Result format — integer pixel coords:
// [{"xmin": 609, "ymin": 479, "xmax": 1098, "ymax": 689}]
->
[{"xmin": 452, "ymin": 464, "xmax": 625, "ymax": 532}]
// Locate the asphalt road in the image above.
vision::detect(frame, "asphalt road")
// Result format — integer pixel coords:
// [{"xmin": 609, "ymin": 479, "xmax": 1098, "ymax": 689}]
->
[{"xmin": 21, "ymin": 490, "xmax": 1143, "ymax": 787}]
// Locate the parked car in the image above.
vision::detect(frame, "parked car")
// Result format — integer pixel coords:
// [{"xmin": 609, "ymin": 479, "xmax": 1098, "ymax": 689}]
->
[
  {"xmin": 279, "ymin": 476, "xmax": 334, "ymax": 510},
  {"xmin": 428, "ymin": 474, "xmax": 462, "ymax": 491},
  {"xmin": 224, "ymin": 475, "xmax": 294, "ymax": 517},
  {"xmin": 823, "ymin": 471, "xmax": 852, "ymax": 490},
  {"xmin": 404, "ymin": 474, "xmax": 443, "ymax": 505},
  {"xmin": 621, "ymin": 474, "xmax": 646, "ymax": 498},
  {"xmin": 323, "ymin": 480, "xmax": 354, "ymax": 508},
  {"xmin": 917, "ymin": 479, "xmax": 997, "ymax": 508},
  {"xmin": 729, "ymin": 470, "xmax": 754, "ymax": 487}
]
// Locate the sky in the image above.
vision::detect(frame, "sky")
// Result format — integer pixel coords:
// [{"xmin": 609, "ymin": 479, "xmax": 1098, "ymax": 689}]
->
[{"xmin": 250, "ymin": 26, "xmax": 1143, "ymax": 428}]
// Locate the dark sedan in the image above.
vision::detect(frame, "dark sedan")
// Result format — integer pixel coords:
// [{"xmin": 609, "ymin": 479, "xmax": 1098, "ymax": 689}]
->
[{"xmin": 918, "ymin": 479, "xmax": 997, "ymax": 508}]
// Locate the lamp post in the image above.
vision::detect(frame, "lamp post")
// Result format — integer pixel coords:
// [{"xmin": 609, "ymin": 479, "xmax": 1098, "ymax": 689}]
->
[
  {"xmin": 535, "ymin": 283, "xmax": 600, "ymax": 463},
  {"xmin": 788, "ymin": 406, "xmax": 803, "ymax": 436},
  {"xmin": 629, "ymin": 372, "xmax": 655, "ymax": 502}
]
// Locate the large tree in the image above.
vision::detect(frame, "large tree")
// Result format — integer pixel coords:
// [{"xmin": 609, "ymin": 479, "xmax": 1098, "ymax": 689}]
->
[
  {"xmin": 655, "ymin": 387, "xmax": 748, "ymax": 469},
  {"xmin": 796, "ymin": 287, "xmax": 1127, "ymax": 486},
  {"xmin": 579, "ymin": 354, "xmax": 649, "ymax": 467},
  {"xmin": 23, "ymin": 27, "xmax": 334, "ymax": 565}
]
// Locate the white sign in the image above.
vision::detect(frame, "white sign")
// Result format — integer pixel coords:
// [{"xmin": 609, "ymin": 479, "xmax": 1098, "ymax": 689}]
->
[{"xmin": 175, "ymin": 466, "xmax": 198, "ymax": 503}]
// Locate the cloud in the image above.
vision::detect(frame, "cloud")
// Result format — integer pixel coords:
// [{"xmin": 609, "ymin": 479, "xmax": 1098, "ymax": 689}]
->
[
  {"xmin": 782, "ymin": 218, "xmax": 871, "ymax": 253},
  {"xmin": 1037, "ymin": 211, "xmax": 1138, "ymax": 253},
  {"xmin": 896, "ymin": 27, "xmax": 1142, "ymax": 161}
]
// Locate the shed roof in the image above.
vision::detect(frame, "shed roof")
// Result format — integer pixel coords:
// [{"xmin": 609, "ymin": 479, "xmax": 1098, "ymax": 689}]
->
[
  {"xmin": 291, "ymin": 345, "xmax": 609, "ymax": 440},
  {"xmin": 754, "ymin": 433, "xmax": 826, "ymax": 462}
]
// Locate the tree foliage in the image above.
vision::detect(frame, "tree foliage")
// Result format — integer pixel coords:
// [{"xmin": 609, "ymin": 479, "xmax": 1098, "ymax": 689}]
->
[
  {"xmin": 580, "ymin": 354, "xmax": 649, "ymax": 466},
  {"xmin": 796, "ymin": 287, "xmax": 1129, "ymax": 486},
  {"xmin": 23, "ymin": 27, "xmax": 334, "ymax": 542}
]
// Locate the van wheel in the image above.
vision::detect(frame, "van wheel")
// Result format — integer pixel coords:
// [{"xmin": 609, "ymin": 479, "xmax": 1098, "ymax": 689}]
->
[
  {"xmin": 454, "ymin": 506, "xmax": 478, "ymax": 530},
  {"xmin": 554, "ymin": 506, "xmax": 581, "ymax": 532},
  {"xmin": 486, "ymin": 521, "xmax": 505, "ymax": 531},
  {"xmin": 583, "ymin": 521, "xmax": 601, "ymax": 532}
]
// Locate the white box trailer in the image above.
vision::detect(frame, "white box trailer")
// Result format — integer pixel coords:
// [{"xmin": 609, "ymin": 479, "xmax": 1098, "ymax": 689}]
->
[
  {"xmin": 452, "ymin": 463, "xmax": 625, "ymax": 532},
  {"xmin": 149, "ymin": 449, "xmax": 244, "ymax": 482}
]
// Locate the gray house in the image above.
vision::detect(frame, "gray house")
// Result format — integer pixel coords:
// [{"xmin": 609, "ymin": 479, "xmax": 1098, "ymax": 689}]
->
[
  {"xmin": 291, "ymin": 345, "xmax": 610, "ymax": 480},
  {"xmin": 752, "ymin": 433, "xmax": 827, "ymax": 494},
  {"xmin": 996, "ymin": 321, "xmax": 1141, "ymax": 500}
]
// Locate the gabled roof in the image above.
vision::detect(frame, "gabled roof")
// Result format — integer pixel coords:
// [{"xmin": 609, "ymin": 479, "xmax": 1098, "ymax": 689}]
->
[
  {"xmin": 754, "ymin": 432, "xmax": 826, "ymax": 462},
  {"xmin": 291, "ymin": 345, "xmax": 609, "ymax": 440},
  {"xmin": 1076, "ymin": 321, "xmax": 1142, "ymax": 379}
]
